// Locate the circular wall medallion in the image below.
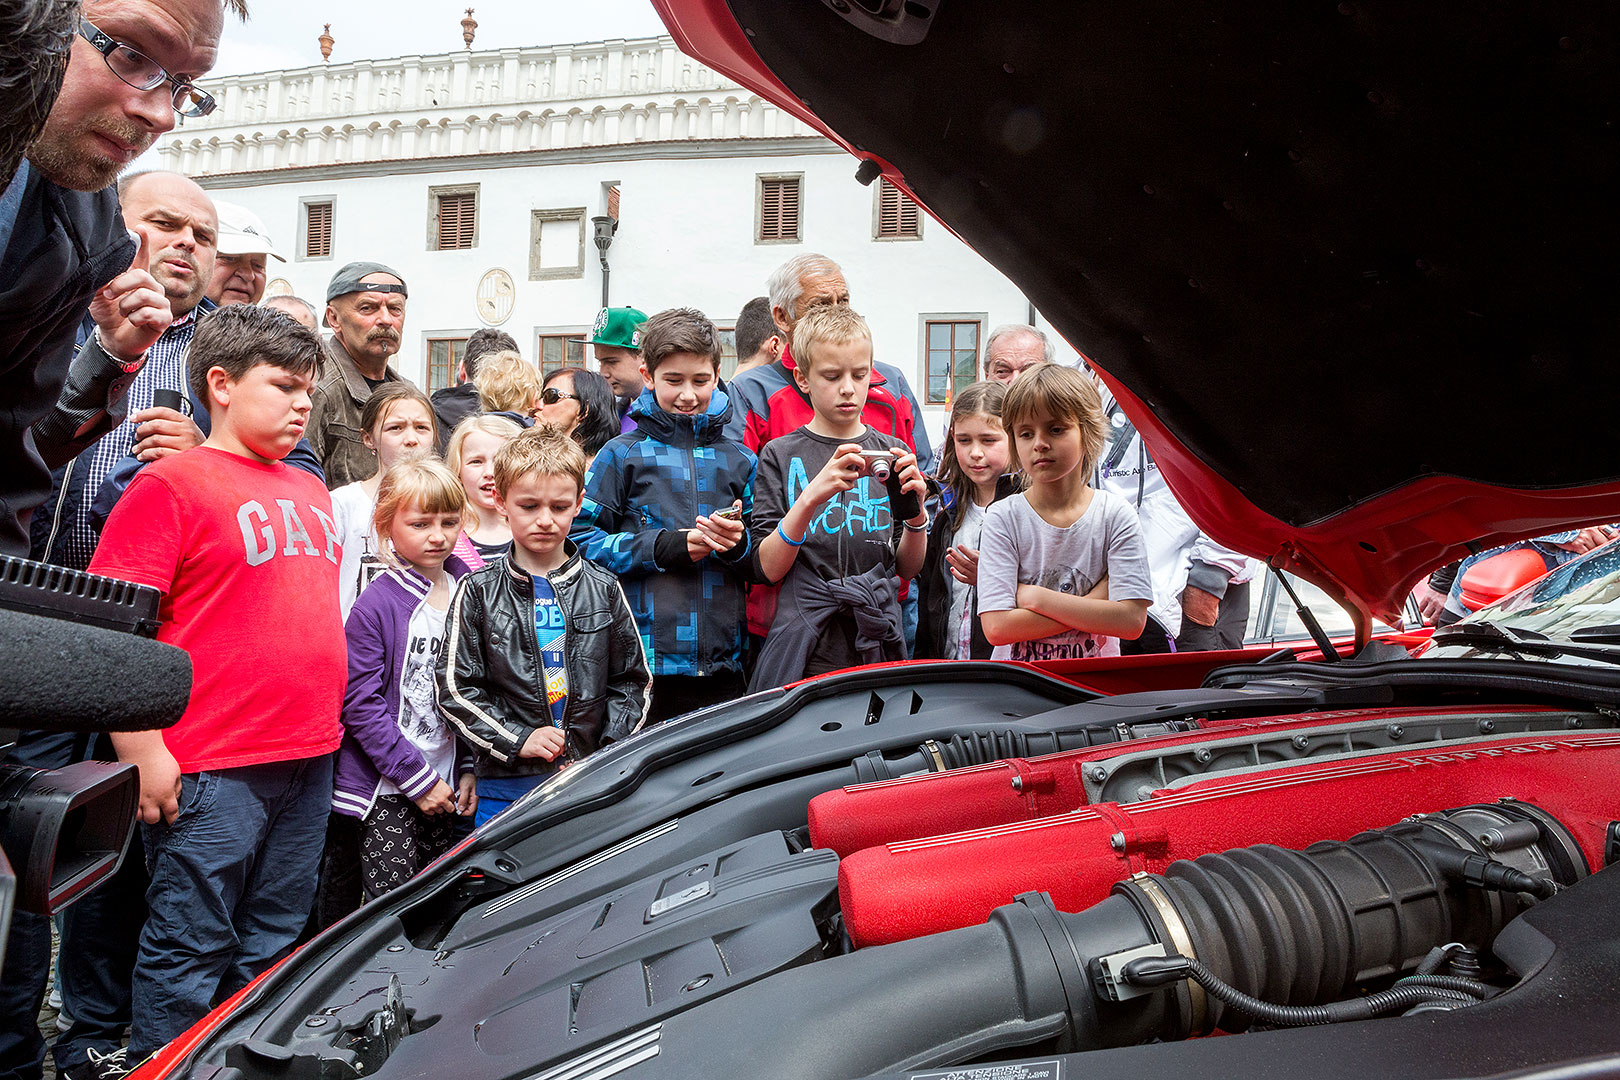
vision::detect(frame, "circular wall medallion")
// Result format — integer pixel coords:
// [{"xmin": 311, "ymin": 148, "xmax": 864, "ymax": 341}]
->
[
  {"xmin": 476, "ymin": 268, "xmax": 516, "ymax": 326},
  {"xmin": 265, "ymin": 277, "xmax": 294, "ymax": 298}
]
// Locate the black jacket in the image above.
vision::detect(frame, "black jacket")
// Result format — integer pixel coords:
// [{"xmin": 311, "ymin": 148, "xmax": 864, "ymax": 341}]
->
[
  {"xmin": 0, "ymin": 170, "xmax": 137, "ymax": 555},
  {"xmin": 430, "ymin": 382, "xmax": 481, "ymax": 453},
  {"xmin": 915, "ymin": 474, "xmax": 1019, "ymax": 661},
  {"xmin": 436, "ymin": 542, "xmax": 651, "ymax": 779}
]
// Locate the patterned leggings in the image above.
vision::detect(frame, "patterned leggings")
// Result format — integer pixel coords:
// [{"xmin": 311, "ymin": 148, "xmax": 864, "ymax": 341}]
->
[{"xmin": 359, "ymin": 795, "xmax": 456, "ymax": 901}]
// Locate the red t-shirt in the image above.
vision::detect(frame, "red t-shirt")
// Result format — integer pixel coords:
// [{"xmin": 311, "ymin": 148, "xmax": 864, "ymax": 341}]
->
[{"xmin": 89, "ymin": 447, "xmax": 346, "ymax": 772}]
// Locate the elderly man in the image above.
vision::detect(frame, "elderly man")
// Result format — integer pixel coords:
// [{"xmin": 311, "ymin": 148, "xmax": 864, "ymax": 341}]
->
[
  {"xmin": 724, "ymin": 253, "xmax": 932, "ymax": 469},
  {"xmin": 983, "ymin": 323, "xmax": 1054, "ymax": 382},
  {"xmin": 263, "ymin": 294, "xmax": 319, "ymax": 328},
  {"xmin": 33, "ymin": 170, "xmax": 219, "ymax": 568},
  {"xmin": 205, "ymin": 199, "xmax": 283, "ymax": 307},
  {"xmin": 1, "ymin": 0, "xmax": 235, "ymax": 557},
  {"xmin": 309, "ymin": 261, "xmax": 411, "ymax": 487}
]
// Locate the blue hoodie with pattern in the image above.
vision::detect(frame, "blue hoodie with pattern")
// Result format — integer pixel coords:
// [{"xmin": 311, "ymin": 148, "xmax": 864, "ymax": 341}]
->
[{"xmin": 571, "ymin": 385, "xmax": 759, "ymax": 677}]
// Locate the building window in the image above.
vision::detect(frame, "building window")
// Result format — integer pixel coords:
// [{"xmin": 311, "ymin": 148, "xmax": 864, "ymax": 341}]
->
[
  {"xmin": 299, "ymin": 198, "xmax": 333, "ymax": 260},
  {"xmin": 426, "ymin": 337, "xmax": 466, "ymax": 393},
  {"xmin": 716, "ymin": 325, "xmax": 738, "ymax": 380},
  {"xmin": 529, "ymin": 208, "xmax": 586, "ymax": 280},
  {"xmin": 923, "ymin": 317, "xmax": 983, "ymax": 404},
  {"xmin": 429, "ymin": 185, "xmax": 479, "ymax": 251},
  {"xmin": 874, "ymin": 179, "xmax": 922, "ymax": 240},
  {"xmin": 756, "ymin": 174, "xmax": 802, "ymax": 244},
  {"xmin": 537, "ymin": 332, "xmax": 587, "ymax": 377}
]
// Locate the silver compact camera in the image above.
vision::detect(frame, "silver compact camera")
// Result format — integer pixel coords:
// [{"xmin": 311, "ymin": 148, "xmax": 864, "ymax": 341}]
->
[{"xmin": 858, "ymin": 449, "xmax": 895, "ymax": 482}]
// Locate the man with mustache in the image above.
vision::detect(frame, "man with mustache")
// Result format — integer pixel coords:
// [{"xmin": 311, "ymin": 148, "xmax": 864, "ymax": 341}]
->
[
  {"xmin": 309, "ymin": 262, "xmax": 411, "ymax": 487},
  {"xmin": 32, "ymin": 169, "xmax": 219, "ymax": 569}
]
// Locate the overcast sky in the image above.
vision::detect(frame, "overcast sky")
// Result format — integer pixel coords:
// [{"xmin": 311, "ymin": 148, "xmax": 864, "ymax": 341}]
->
[{"xmin": 213, "ymin": 0, "xmax": 671, "ymax": 78}]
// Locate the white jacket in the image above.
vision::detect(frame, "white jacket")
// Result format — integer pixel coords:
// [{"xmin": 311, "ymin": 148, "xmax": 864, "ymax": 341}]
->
[{"xmin": 1093, "ymin": 386, "xmax": 1254, "ymax": 637}]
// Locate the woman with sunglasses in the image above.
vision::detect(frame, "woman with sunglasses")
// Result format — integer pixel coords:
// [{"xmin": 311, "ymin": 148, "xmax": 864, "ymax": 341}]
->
[{"xmin": 539, "ymin": 368, "xmax": 620, "ymax": 460}]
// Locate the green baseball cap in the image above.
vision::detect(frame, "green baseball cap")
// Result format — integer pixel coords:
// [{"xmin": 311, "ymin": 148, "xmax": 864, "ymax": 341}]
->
[{"xmin": 573, "ymin": 306, "xmax": 647, "ymax": 350}]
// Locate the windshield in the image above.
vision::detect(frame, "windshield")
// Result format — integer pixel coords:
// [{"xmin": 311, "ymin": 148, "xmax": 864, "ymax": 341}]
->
[{"xmin": 1456, "ymin": 539, "xmax": 1620, "ymax": 642}]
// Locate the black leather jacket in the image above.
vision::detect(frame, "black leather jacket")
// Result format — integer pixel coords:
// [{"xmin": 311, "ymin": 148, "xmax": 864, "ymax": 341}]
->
[{"xmin": 436, "ymin": 542, "xmax": 651, "ymax": 778}]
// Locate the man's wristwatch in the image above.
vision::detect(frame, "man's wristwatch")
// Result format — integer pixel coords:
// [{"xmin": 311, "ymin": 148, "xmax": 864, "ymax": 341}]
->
[{"xmin": 93, "ymin": 328, "xmax": 147, "ymax": 373}]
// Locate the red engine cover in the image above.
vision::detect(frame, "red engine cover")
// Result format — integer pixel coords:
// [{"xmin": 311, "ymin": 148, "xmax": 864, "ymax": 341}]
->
[
  {"xmin": 808, "ymin": 706, "xmax": 1556, "ymax": 857},
  {"xmin": 837, "ymin": 730, "xmax": 1620, "ymax": 948}
]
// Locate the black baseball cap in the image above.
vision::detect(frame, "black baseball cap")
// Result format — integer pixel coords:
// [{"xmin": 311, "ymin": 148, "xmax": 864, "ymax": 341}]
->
[{"xmin": 326, "ymin": 261, "xmax": 408, "ymax": 303}]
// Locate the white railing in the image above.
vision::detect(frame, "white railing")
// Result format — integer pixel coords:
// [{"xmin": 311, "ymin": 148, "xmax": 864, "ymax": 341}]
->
[{"xmin": 189, "ymin": 37, "xmax": 732, "ymax": 128}]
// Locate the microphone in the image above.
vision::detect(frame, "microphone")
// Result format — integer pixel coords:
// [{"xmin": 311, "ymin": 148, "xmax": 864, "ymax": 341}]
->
[{"xmin": 0, "ymin": 607, "xmax": 191, "ymax": 732}]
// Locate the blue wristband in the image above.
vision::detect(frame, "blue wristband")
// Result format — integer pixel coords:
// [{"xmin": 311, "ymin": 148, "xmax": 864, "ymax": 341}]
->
[{"xmin": 777, "ymin": 523, "xmax": 806, "ymax": 547}]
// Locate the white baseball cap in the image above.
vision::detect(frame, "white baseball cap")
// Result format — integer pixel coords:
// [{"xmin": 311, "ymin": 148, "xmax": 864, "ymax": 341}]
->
[{"xmin": 214, "ymin": 200, "xmax": 286, "ymax": 261}]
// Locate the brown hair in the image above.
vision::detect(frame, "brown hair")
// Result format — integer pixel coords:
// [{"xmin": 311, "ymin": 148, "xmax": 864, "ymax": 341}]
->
[
  {"xmin": 937, "ymin": 381, "xmax": 1019, "ymax": 528},
  {"xmin": 639, "ymin": 307, "xmax": 722, "ymax": 373},
  {"xmin": 359, "ymin": 381, "xmax": 437, "ymax": 443},
  {"xmin": 493, "ymin": 426, "xmax": 589, "ymax": 499},
  {"xmin": 188, "ymin": 304, "xmax": 321, "ymax": 409},
  {"xmin": 473, "ymin": 350, "xmax": 542, "ymax": 415},
  {"xmin": 1000, "ymin": 364, "xmax": 1108, "ymax": 477},
  {"xmin": 791, "ymin": 303, "xmax": 871, "ymax": 370},
  {"xmin": 372, "ymin": 459, "xmax": 466, "ymax": 567}
]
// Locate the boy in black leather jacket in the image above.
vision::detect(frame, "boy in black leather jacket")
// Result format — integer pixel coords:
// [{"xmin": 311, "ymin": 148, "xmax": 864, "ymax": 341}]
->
[{"xmin": 436, "ymin": 427, "xmax": 651, "ymax": 825}]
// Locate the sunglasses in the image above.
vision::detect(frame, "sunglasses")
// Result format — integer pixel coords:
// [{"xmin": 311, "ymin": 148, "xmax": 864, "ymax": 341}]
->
[{"xmin": 540, "ymin": 387, "xmax": 581, "ymax": 405}]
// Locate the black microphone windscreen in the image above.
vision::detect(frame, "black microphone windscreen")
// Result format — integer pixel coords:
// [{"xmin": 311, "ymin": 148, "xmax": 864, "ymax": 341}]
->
[{"xmin": 0, "ymin": 609, "xmax": 190, "ymax": 732}]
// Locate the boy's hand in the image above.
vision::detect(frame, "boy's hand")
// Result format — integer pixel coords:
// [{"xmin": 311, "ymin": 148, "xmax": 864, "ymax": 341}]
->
[
  {"xmin": 90, "ymin": 230, "xmax": 173, "ymax": 365},
  {"xmin": 519, "ymin": 726, "xmax": 566, "ymax": 761},
  {"xmin": 130, "ymin": 406, "xmax": 205, "ymax": 461},
  {"xmin": 1181, "ymin": 585, "xmax": 1220, "ymax": 628},
  {"xmin": 692, "ymin": 502, "xmax": 746, "ymax": 553},
  {"xmin": 455, "ymin": 773, "xmax": 478, "ymax": 816},
  {"xmin": 128, "ymin": 744, "xmax": 183, "ymax": 825},
  {"xmin": 893, "ymin": 449, "xmax": 928, "ymax": 510},
  {"xmin": 807, "ymin": 444, "xmax": 866, "ymax": 504},
  {"xmin": 414, "ymin": 779, "xmax": 456, "ymax": 816},
  {"xmin": 684, "ymin": 529, "xmax": 725, "ymax": 561},
  {"xmin": 946, "ymin": 545, "xmax": 980, "ymax": 586}
]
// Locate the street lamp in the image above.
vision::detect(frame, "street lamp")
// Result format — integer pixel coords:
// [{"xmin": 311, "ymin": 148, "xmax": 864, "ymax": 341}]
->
[{"xmin": 591, "ymin": 215, "xmax": 617, "ymax": 308}]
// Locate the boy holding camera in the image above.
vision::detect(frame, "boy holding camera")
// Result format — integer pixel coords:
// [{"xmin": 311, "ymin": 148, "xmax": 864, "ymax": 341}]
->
[
  {"xmin": 746, "ymin": 305, "xmax": 929, "ymax": 690},
  {"xmin": 571, "ymin": 308, "xmax": 760, "ymax": 724}
]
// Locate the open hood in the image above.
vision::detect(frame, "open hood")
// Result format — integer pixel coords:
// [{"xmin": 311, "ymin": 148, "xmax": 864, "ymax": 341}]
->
[{"xmin": 652, "ymin": 0, "xmax": 1620, "ymax": 624}]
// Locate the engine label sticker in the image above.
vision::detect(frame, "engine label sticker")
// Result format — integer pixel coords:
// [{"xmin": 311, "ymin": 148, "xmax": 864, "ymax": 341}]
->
[{"xmin": 907, "ymin": 1062, "xmax": 1060, "ymax": 1080}]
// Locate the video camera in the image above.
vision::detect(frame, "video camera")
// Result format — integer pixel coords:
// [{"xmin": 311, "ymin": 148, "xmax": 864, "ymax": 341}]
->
[{"xmin": 0, "ymin": 555, "xmax": 191, "ymax": 968}]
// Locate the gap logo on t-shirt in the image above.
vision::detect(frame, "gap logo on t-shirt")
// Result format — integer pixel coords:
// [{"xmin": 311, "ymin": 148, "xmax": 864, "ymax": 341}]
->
[
  {"xmin": 237, "ymin": 499, "xmax": 341, "ymax": 568},
  {"xmin": 533, "ymin": 577, "xmax": 569, "ymax": 727}
]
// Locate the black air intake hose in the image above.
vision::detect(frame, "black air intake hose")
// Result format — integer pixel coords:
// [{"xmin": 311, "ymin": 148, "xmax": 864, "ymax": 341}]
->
[{"xmin": 848, "ymin": 719, "xmax": 1196, "ymax": 783}]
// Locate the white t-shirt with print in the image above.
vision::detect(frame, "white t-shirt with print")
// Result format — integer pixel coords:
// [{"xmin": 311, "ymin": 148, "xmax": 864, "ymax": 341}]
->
[{"xmin": 378, "ymin": 602, "xmax": 454, "ymax": 797}]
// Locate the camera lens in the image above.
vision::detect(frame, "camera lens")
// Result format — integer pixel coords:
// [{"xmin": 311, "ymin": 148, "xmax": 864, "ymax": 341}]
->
[{"xmin": 871, "ymin": 459, "xmax": 891, "ymax": 482}]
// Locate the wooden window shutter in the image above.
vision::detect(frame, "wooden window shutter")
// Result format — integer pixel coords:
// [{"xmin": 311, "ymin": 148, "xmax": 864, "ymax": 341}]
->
[
  {"xmin": 878, "ymin": 180, "xmax": 919, "ymax": 238},
  {"xmin": 437, "ymin": 191, "xmax": 477, "ymax": 250},
  {"xmin": 760, "ymin": 177, "xmax": 800, "ymax": 241},
  {"xmin": 305, "ymin": 202, "xmax": 332, "ymax": 258}
]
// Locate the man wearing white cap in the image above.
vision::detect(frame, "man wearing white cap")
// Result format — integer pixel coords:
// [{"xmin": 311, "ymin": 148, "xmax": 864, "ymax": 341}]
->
[{"xmin": 206, "ymin": 199, "xmax": 284, "ymax": 307}]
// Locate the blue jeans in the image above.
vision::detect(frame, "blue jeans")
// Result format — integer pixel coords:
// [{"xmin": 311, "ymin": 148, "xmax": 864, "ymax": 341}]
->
[
  {"xmin": 473, "ymin": 774, "xmax": 547, "ymax": 828},
  {"xmin": 130, "ymin": 757, "xmax": 331, "ymax": 1060}
]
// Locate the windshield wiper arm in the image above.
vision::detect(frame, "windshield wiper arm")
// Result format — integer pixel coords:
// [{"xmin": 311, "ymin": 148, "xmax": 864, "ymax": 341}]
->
[{"xmin": 1432, "ymin": 622, "xmax": 1620, "ymax": 665}]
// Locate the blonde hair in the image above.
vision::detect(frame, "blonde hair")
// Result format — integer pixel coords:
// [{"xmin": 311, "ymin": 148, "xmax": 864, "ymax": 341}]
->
[
  {"xmin": 493, "ymin": 426, "xmax": 589, "ymax": 499},
  {"xmin": 444, "ymin": 414, "xmax": 523, "ymax": 530},
  {"xmin": 473, "ymin": 350, "xmax": 541, "ymax": 415},
  {"xmin": 791, "ymin": 303, "xmax": 871, "ymax": 370},
  {"xmin": 1000, "ymin": 364, "xmax": 1108, "ymax": 477},
  {"xmin": 372, "ymin": 459, "xmax": 467, "ymax": 568}
]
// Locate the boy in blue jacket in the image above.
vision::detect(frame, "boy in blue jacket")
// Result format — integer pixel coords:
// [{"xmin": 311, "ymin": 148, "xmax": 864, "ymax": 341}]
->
[{"xmin": 571, "ymin": 308, "xmax": 759, "ymax": 723}]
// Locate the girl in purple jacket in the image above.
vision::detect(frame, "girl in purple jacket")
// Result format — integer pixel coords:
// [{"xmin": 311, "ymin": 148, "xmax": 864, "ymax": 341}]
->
[{"xmin": 333, "ymin": 459, "xmax": 478, "ymax": 900}]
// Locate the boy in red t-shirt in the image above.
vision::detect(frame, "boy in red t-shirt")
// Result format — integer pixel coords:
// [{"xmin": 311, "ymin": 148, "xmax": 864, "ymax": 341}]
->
[{"xmin": 90, "ymin": 305, "xmax": 347, "ymax": 1060}]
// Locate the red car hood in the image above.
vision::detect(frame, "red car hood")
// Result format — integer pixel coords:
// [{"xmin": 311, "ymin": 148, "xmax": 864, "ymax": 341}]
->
[{"xmin": 652, "ymin": 0, "xmax": 1620, "ymax": 626}]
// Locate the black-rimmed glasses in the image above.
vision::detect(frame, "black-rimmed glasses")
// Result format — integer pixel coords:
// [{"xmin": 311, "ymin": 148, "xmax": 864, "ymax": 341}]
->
[{"xmin": 78, "ymin": 17, "xmax": 216, "ymax": 118}]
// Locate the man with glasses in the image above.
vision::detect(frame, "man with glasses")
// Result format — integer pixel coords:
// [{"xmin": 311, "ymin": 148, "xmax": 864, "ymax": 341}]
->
[
  {"xmin": 0, "ymin": 8, "xmax": 242, "ymax": 1079},
  {"xmin": 0, "ymin": 0, "xmax": 239, "ymax": 562}
]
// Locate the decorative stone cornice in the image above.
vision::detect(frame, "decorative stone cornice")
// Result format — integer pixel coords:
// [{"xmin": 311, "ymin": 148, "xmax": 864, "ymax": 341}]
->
[{"xmin": 159, "ymin": 36, "xmax": 828, "ymax": 176}]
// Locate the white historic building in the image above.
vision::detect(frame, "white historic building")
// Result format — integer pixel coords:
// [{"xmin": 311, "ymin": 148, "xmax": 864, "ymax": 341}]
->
[{"xmin": 159, "ymin": 34, "xmax": 1078, "ymax": 444}]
